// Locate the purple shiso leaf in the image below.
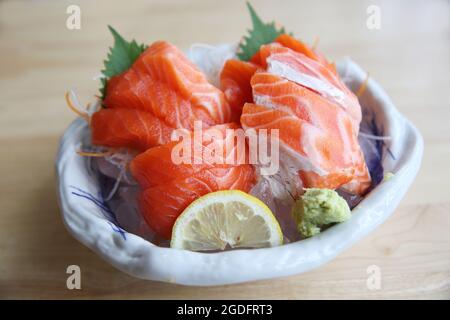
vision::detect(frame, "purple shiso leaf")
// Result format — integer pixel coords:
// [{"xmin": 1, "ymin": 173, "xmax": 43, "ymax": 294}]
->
[
  {"xmin": 358, "ymin": 108, "xmax": 385, "ymax": 188},
  {"xmin": 339, "ymin": 109, "xmax": 385, "ymax": 209}
]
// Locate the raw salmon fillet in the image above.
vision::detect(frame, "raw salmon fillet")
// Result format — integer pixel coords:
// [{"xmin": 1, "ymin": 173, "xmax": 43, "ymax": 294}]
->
[
  {"xmin": 139, "ymin": 165, "xmax": 255, "ymax": 239},
  {"xmin": 219, "ymin": 34, "xmax": 339, "ymax": 123},
  {"xmin": 250, "ymin": 34, "xmax": 335, "ymax": 72},
  {"xmin": 91, "ymin": 108, "xmax": 173, "ymax": 152},
  {"xmin": 91, "ymin": 40, "xmax": 233, "ymax": 152},
  {"xmin": 241, "ymin": 71, "xmax": 371, "ymax": 195},
  {"xmin": 104, "ymin": 69, "xmax": 212, "ymax": 130},
  {"xmin": 251, "ymin": 43, "xmax": 361, "ymax": 126},
  {"xmin": 274, "ymin": 34, "xmax": 336, "ymax": 73},
  {"xmin": 219, "ymin": 59, "xmax": 258, "ymax": 120},
  {"xmin": 131, "ymin": 123, "xmax": 255, "ymax": 239},
  {"xmin": 130, "ymin": 123, "xmax": 248, "ymax": 188},
  {"xmin": 104, "ymin": 41, "xmax": 232, "ymax": 127}
]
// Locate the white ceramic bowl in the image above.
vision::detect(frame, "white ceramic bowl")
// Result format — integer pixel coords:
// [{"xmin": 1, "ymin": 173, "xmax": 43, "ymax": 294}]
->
[{"xmin": 56, "ymin": 56, "xmax": 423, "ymax": 286}]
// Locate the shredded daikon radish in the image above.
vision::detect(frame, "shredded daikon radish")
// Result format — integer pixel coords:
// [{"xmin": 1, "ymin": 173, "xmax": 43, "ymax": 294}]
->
[{"xmin": 359, "ymin": 132, "xmax": 391, "ymax": 141}]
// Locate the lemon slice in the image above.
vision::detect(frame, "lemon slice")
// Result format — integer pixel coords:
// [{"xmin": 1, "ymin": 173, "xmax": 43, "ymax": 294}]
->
[{"xmin": 170, "ymin": 190, "xmax": 283, "ymax": 251}]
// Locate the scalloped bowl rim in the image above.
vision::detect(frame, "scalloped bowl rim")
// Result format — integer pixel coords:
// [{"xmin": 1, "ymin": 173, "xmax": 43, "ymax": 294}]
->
[{"xmin": 56, "ymin": 58, "xmax": 423, "ymax": 286}]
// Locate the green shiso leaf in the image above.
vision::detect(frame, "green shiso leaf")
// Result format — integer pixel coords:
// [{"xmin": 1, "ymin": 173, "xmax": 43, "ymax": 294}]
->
[
  {"xmin": 237, "ymin": 2, "xmax": 287, "ymax": 61},
  {"xmin": 99, "ymin": 26, "xmax": 147, "ymax": 100}
]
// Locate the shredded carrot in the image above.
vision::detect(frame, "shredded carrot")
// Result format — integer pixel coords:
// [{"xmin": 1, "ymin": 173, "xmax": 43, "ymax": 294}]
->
[
  {"xmin": 356, "ymin": 72, "xmax": 370, "ymax": 97},
  {"xmin": 65, "ymin": 91, "xmax": 89, "ymax": 122},
  {"xmin": 77, "ymin": 149, "xmax": 114, "ymax": 157}
]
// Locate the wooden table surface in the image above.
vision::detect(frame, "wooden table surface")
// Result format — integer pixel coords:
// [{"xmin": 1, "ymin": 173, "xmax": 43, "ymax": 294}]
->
[{"xmin": 1, "ymin": 0, "xmax": 449, "ymax": 299}]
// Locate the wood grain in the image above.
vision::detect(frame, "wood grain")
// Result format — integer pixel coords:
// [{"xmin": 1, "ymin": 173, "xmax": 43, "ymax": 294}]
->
[{"xmin": 0, "ymin": 0, "xmax": 449, "ymax": 299}]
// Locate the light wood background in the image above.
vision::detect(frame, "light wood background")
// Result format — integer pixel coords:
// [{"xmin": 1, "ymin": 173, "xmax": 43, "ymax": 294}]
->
[{"xmin": 0, "ymin": 0, "xmax": 449, "ymax": 299}]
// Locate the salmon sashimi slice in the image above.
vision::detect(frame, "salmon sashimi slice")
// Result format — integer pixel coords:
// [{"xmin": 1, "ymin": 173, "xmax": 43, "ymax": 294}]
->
[
  {"xmin": 104, "ymin": 69, "xmax": 213, "ymax": 130},
  {"xmin": 250, "ymin": 34, "xmax": 335, "ymax": 73},
  {"xmin": 250, "ymin": 72, "xmax": 371, "ymax": 192},
  {"xmin": 130, "ymin": 123, "xmax": 248, "ymax": 189},
  {"xmin": 242, "ymin": 73, "xmax": 371, "ymax": 195},
  {"xmin": 274, "ymin": 34, "xmax": 336, "ymax": 74},
  {"xmin": 253, "ymin": 43, "xmax": 362, "ymax": 126},
  {"xmin": 91, "ymin": 108, "xmax": 173, "ymax": 152},
  {"xmin": 133, "ymin": 41, "xmax": 232, "ymax": 124},
  {"xmin": 251, "ymin": 42, "xmax": 290, "ymax": 69},
  {"xmin": 131, "ymin": 122, "xmax": 255, "ymax": 239},
  {"xmin": 219, "ymin": 59, "xmax": 258, "ymax": 120},
  {"xmin": 139, "ymin": 165, "xmax": 255, "ymax": 239},
  {"xmin": 103, "ymin": 41, "xmax": 231, "ymax": 130},
  {"xmin": 343, "ymin": 164, "xmax": 371, "ymax": 195},
  {"xmin": 241, "ymin": 103, "xmax": 355, "ymax": 190},
  {"xmin": 251, "ymin": 72, "xmax": 354, "ymax": 136}
]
